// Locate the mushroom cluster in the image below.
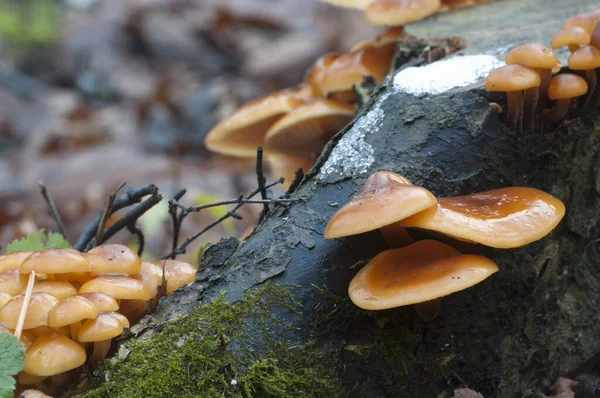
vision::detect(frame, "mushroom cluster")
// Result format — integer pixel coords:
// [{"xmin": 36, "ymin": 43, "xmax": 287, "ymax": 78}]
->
[
  {"xmin": 325, "ymin": 171, "xmax": 565, "ymax": 317},
  {"xmin": 0, "ymin": 245, "xmax": 197, "ymax": 395},
  {"xmin": 318, "ymin": 0, "xmax": 489, "ymax": 26},
  {"xmin": 204, "ymin": 28, "xmax": 403, "ymax": 187},
  {"xmin": 485, "ymin": 7, "xmax": 600, "ymax": 133}
]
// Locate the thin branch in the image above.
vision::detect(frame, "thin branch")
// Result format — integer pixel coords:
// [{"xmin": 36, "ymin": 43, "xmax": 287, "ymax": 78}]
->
[
  {"xmin": 286, "ymin": 167, "xmax": 305, "ymax": 196},
  {"xmin": 95, "ymin": 183, "xmax": 126, "ymax": 248},
  {"xmin": 170, "ymin": 197, "xmax": 298, "ymax": 213},
  {"xmin": 15, "ymin": 271, "xmax": 35, "ymax": 340},
  {"xmin": 255, "ymin": 147, "xmax": 269, "ymax": 221},
  {"xmin": 84, "ymin": 190, "xmax": 163, "ymax": 251},
  {"xmin": 127, "ymin": 224, "xmax": 145, "ymax": 257},
  {"xmin": 74, "ymin": 184, "xmax": 157, "ymax": 251},
  {"xmin": 38, "ymin": 181, "xmax": 70, "ymax": 243},
  {"xmin": 168, "ymin": 188, "xmax": 188, "ymax": 259}
]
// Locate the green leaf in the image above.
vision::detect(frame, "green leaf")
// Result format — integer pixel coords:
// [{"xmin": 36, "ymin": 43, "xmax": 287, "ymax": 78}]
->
[
  {"xmin": 5, "ymin": 229, "xmax": 71, "ymax": 253},
  {"xmin": 0, "ymin": 333, "xmax": 25, "ymax": 398}
]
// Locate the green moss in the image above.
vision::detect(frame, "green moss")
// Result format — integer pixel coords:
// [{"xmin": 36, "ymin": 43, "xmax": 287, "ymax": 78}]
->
[{"xmin": 82, "ymin": 284, "xmax": 341, "ymax": 398}]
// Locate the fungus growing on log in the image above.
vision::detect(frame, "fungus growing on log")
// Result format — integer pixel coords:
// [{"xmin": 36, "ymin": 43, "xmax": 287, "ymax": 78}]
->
[
  {"xmin": 85, "ymin": 244, "xmax": 142, "ymax": 276},
  {"xmin": 324, "ymin": 171, "xmax": 436, "ymax": 247},
  {"xmin": 551, "ymin": 27, "xmax": 591, "ymax": 53},
  {"xmin": 155, "ymin": 259, "xmax": 198, "ymax": 295},
  {"xmin": 399, "ymin": 187, "xmax": 565, "ymax": 248},
  {"xmin": 0, "ymin": 292, "xmax": 59, "ymax": 329},
  {"xmin": 365, "ymin": 0, "xmax": 441, "ymax": 26},
  {"xmin": 545, "ymin": 73, "xmax": 588, "ymax": 127},
  {"xmin": 348, "ymin": 240, "xmax": 498, "ymax": 310},
  {"xmin": 77, "ymin": 313, "xmax": 124, "ymax": 366},
  {"xmin": 79, "ymin": 275, "xmax": 153, "ymax": 300},
  {"xmin": 567, "ymin": 46, "xmax": 600, "ymax": 106},
  {"xmin": 28, "ymin": 281, "xmax": 77, "ymax": 300},
  {"xmin": 563, "ymin": 8, "xmax": 600, "ymax": 32},
  {"xmin": 20, "ymin": 249, "xmax": 92, "ymax": 276},
  {"xmin": 23, "ymin": 332, "xmax": 86, "ymax": 377},
  {"xmin": 484, "ymin": 64, "xmax": 541, "ymax": 131}
]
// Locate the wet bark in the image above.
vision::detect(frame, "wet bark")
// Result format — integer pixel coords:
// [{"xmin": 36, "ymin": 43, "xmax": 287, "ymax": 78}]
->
[{"xmin": 79, "ymin": 0, "xmax": 600, "ymax": 397}]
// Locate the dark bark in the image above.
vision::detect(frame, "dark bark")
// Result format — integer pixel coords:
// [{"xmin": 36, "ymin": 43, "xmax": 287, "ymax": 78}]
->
[{"xmin": 78, "ymin": 1, "xmax": 600, "ymax": 397}]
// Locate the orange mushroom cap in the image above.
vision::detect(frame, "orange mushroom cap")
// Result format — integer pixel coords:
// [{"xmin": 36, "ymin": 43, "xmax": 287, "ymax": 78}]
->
[
  {"xmin": 551, "ymin": 27, "xmax": 591, "ymax": 49},
  {"xmin": 154, "ymin": 259, "xmax": 198, "ymax": 294},
  {"xmin": 78, "ymin": 292, "xmax": 120, "ymax": 312},
  {"xmin": 47, "ymin": 295, "xmax": 98, "ymax": 328},
  {"xmin": 20, "ymin": 249, "xmax": 92, "ymax": 274},
  {"xmin": 0, "ymin": 251, "xmax": 33, "ymax": 273},
  {"xmin": 23, "ymin": 332, "xmax": 86, "ymax": 377},
  {"xmin": 79, "ymin": 275, "xmax": 152, "ymax": 300},
  {"xmin": 77, "ymin": 313, "xmax": 124, "ymax": 342},
  {"xmin": 365, "ymin": 0, "xmax": 441, "ymax": 26},
  {"xmin": 547, "ymin": 73, "xmax": 588, "ymax": 100},
  {"xmin": 0, "ymin": 268, "xmax": 28, "ymax": 296},
  {"xmin": 567, "ymin": 45, "xmax": 600, "ymax": 70},
  {"xmin": 505, "ymin": 43, "xmax": 557, "ymax": 69},
  {"xmin": 0, "ymin": 292, "xmax": 59, "ymax": 329},
  {"xmin": 28, "ymin": 280, "xmax": 78, "ymax": 300},
  {"xmin": 563, "ymin": 9, "xmax": 600, "ymax": 32},
  {"xmin": 317, "ymin": 0, "xmax": 372, "ymax": 9},
  {"xmin": 348, "ymin": 240, "xmax": 498, "ymax": 310},
  {"xmin": 324, "ymin": 171, "xmax": 437, "ymax": 239},
  {"xmin": 204, "ymin": 86, "xmax": 313, "ymax": 157},
  {"xmin": 484, "ymin": 65, "xmax": 541, "ymax": 92},
  {"xmin": 399, "ymin": 187, "xmax": 565, "ymax": 248},
  {"xmin": 264, "ymin": 99, "xmax": 355, "ymax": 160},
  {"xmin": 85, "ymin": 244, "xmax": 142, "ymax": 276}
]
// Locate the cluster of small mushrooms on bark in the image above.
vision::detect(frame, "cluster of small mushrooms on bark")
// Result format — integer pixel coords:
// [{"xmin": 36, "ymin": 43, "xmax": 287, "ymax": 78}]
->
[
  {"xmin": 486, "ymin": 7, "xmax": 600, "ymax": 133},
  {"xmin": 0, "ymin": 245, "xmax": 197, "ymax": 396},
  {"xmin": 325, "ymin": 171, "xmax": 565, "ymax": 319},
  {"xmin": 204, "ymin": 0, "xmax": 489, "ymax": 187}
]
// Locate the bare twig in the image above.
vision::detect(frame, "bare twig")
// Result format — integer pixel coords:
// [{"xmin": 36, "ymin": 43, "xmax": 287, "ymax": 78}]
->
[
  {"xmin": 286, "ymin": 167, "xmax": 305, "ymax": 196},
  {"xmin": 95, "ymin": 183, "xmax": 126, "ymax": 248},
  {"xmin": 15, "ymin": 271, "xmax": 35, "ymax": 340},
  {"xmin": 168, "ymin": 189, "xmax": 188, "ymax": 259},
  {"xmin": 84, "ymin": 190, "xmax": 163, "ymax": 251},
  {"xmin": 161, "ymin": 177, "xmax": 289, "ymax": 259},
  {"xmin": 38, "ymin": 181, "xmax": 70, "ymax": 243},
  {"xmin": 127, "ymin": 224, "xmax": 145, "ymax": 256},
  {"xmin": 74, "ymin": 184, "xmax": 158, "ymax": 251},
  {"xmin": 255, "ymin": 147, "xmax": 269, "ymax": 222},
  {"xmin": 170, "ymin": 196, "xmax": 298, "ymax": 213}
]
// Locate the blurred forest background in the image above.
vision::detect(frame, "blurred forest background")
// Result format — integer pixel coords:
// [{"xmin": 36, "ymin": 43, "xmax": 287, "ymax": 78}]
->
[{"xmin": 0, "ymin": 0, "xmax": 378, "ymax": 263}]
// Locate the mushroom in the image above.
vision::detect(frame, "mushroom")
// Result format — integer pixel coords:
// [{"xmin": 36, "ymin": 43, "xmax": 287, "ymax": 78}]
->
[
  {"xmin": 120, "ymin": 261, "xmax": 163, "ymax": 322},
  {"xmin": 20, "ymin": 249, "xmax": 92, "ymax": 278},
  {"xmin": 348, "ymin": 240, "xmax": 498, "ymax": 313},
  {"xmin": 78, "ymin": 292, "xmax": 119, "ymax": 313},
  {"xmin": 563, "ymin": 8, "xmax": 600, "ymax": 33},
  {"xmin": 77, "ymin": 313, "xmax": 124, "ymax": 366},
  {"xmin": 399, "ymin": 187, "xmax": 565, "ymax": 248},
  {"xmin": 47, "ymin": 295, "xmax": 98, "ymax": 341},
  {"xmin": 324, "ymin": 171, "xmax": 436, "ymax": 248},
  {"xmin": 484, "ymin": 64, "xmax": 541, "ymax": 131},
  {"xmin": 204, "ymin": 86, "xmax": 313, "ymax": 158},
  {"xmin": 551, "ymin": 27, "xmax": 591, "ymax": 53},
  {"xmin": 85, "ymin": 244, "xmax": 142, "ymax": 276},
  {"xmin": 0, "ymin": 292, "xmax": 11, "ymax": 308},
  {"xmin": 0, "ymin": 268, "xmax": 28, "ymax": 296},
  {"xmin": 23, "ymin": 331, "xmax": 86, "ymax": 377},
  {"xmin": 79, "ymin": 275, "xmax": 152, "ymax": 300},
  {"xmin": 0, "ymin": 251, "xmax": 33, "ymax": 273},
  {"xmin": 304, "ymin": 53, "xmax": 342, "ymax": 97},
  {"xmin": 505, "ymin": 43, "xmax": 557, "ymax": 131},
  {"xmin": 27, "ymin": 281, "xmax": 78, "ymax": 300},
  {"xmin": 545, "ymin": 73, "xmax": 588, "ymax": 128},
  {"xmin": 264, "ymin": 99, "xmax": 355, "ymax": 162},
  {"xmin": 591, "ymin": 18, "xmax": 600, "ymax": 48},
  {"xmin": 156, "ymin": 259, "xmax": 198, "ymax": 294},
  {"xmin": 317, "ymin": 0, "xmax": 372, "ymax": 9},
  {"xmin": 365, "ymin": 0, "xmax": 441, "ymax": 26},
  {"xmin": 0, "ymin": 293, "xmax": 58, "ymax": 329},
  {"xmin": 567, "ymin": 46, "xmax": 600, "ymax": 107}
]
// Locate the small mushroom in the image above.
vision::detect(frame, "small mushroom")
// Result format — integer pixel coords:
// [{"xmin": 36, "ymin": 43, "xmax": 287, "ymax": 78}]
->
[
  {"xmin": 20, "ymin": 249, "xmax": 92, "ymax": 277},
  {"xmin": 365, "ymin": 0, "xmax": 441, "ymax": 26},
  {"xmin": 78, "ymin": 292, "xmax": 119, "ymax": 312},
  {"xmin": 485, "ymin": 65, "xmax": 541, "ymax": 131},
  {"xmin": 155, "ymin": 259, "xmax": 198, "ymax": 294},
  {"xmin": 23, "ymin": 331, "xmax": 86, "ymax": 377},
  {"xmin": 85, "ymin": 244, "xmax": 142, "ymax": 276},
  {"xmin": 79, "ymin": 275, "xmax": 152, "ymax": 300},
  {"xmin": 0, "ymin": 293, "xmax": 58, "ymax": 329},
  {"xmin": 567, "ymin": 46, "xmax": 600, "ymax": 107},
  {"xmin": 27, "ymin": 281, "xmax": 77, "ymax": 300},
  {"xmin": 505, "ymin": 43, "xmax": 557, "ymax": 131},
  {"xmin": 348, "ymin": 240, "xmax": 498, "ymax": 311},
  {"xmin": 47, "ymin": 296, "xmax": 97, "ymax": 328},
  {"xmin": 0, "ymin": 251, "xmax": 33, "ymax": 273},
  {"xmin": 563, "ymin": 9, "xmax": 600, "ymax": 32},
  {"xmin": 121, "ymin": 261, "xmax": 163, "ymax": 322},
  {"xmin": 78, "ymin": 313, "xmax": 124, "ymax": 366},
  {"xmin": 551, "ymin": 27, "xmax": 591, "ymax": 53},
  {"xmin": 399, "ymin": 187, "xmax": 565, "ymax": 248},
  {"xmin": 324, "ymin": 171, "xmax": 436, "ymax": 248},
  {"xmin": 0, "ymin": 268, "xmax": 28, "ymax": 296},
  {"xmin": 546, "ymin": 73, "xmax": 588, "ymax": 127},
  {"xmin": 204, "ymin": 86, "xmax": 313, "ymax": 158}
]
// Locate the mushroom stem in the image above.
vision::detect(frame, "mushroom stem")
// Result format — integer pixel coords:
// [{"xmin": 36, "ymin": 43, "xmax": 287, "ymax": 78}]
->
[
  {"xmin": 414, "ymin": 298, "xmax": 441, "ymax": 322},
  {"xmin": 548, "ymin": 99, "xmax": 571, "ymax": 123},
  {"xmin": 584, "ymin": 69, "xmax": 597, "ymax": 107},
  {"xmin": 522, "ymin": 87, "xmax": 538, "ymax": 133},
  {"xmin": 90, "ymin": 340, "xmax": 112, "ymax": 367},
  {"xmin": 535, "ymin": 69, "xmax": 552, "ymax": 130},
  {"xmin": 15, "ymin": 270, "xmax": 35, "ymax": 340},
  {"xmin": 379, "ymin": 223, "xmax": 413, "ymax": 248},
  {"xmin": 505, "ymin": 91, "xmax": 522, "ymax": 131}
]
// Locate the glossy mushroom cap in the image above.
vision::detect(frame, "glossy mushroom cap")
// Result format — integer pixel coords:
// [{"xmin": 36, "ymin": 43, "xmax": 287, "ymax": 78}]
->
[
  {"xmin": 29, "ymin": 281, "xmax": 77, "ymax": 300},
  {"xmin": 79, "ymin": 275, "xmax": 152, "ymax": 300},
  {"xmin": 324, "ymin": 171, "xmax": 437, "ymax": 238},
  {"xmin": 0, "ymin": 292, "xmax": 11, "ymax": 308},
  {"xmin": 484, "ymin": 65, "xmax": 541, "ymax": 92},
  {"xmin": 400, "ymin": 187, "xmax": 565, "ymax": 248},
  {"xmin": 85, "ymin": 244, "xmax": 142, "ymax": 276},
  {"xmin": 365, "ymin": 0, "xmax": 441, "ymax": 26},
  {"xmin": 23, "ymin": 332, "xmax": 86, "ymax": 377},
  {"xmin": 0, "ymin": 293, "xmax": 59, "ymax": 329},
  {"xmin": 348, "ymin": 240, "xmax": 498, "ymax": 310},
  {"xmin": 0, "ymin": 251, "xmax": 33, "ymax": 273},
  {"xmin": 154, "ymin": 260, "xmax": 198, "ymax": 294},
  {"xmin": 567, "ymin": 46, "xmax": 600, "ymax": 70},
  {"xmin": 304, "ymin": 53, "xmax": 342, "ymax": 97},
  {"xmin": 264, "ymin": 99, "xmax": 355, "ymax": 160},
  {"xmin": 563, "ymin": 9, "xmax": 600, "ymax": 32},
  {"xmin": 505, "ymin": 43, "xmax": 557, "ymax": 69},
  {"xmin": 547, "ymin": 73, "xmax": 588, "ymax": 100},
  {"xmin": 78, "ymin": 292, "xmax": 119, "ymax": 312},
  {"xmin": 133, "ymin": 261, "xmax": 163, "ymax": 297},
  {"xmin": 551, "ymin": 27, "xmax": 591, "ymax": 49},
  {"xmin": 20, "ymin": 249, "xmax": 92, "ymax": 274},
  {"xmin": 77, "ymin": 313, "xmax": 124, "ymax": 342},
  {"xmin": 0, "ymin": 268, "xmax": 28, "ymax": 296},
  {"xmin": 48, "ymin": 296, "xmax": 98, "ymax": 328},
  {"xmin": 317, "ymin": 0, "xmax": 372, "ymax": 9},
  {"xmin": 204, "ymin": 86, "xmax": 312, "ymax": 157}
]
